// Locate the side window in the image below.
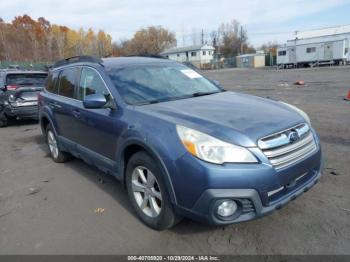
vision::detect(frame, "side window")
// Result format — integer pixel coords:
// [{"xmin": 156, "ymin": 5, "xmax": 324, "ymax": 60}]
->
[
  {"xmin": 78, "ymin": 67, "xmax": 110, "ymax": 101},
  {"xmin": 45, "ymin": 71, "xmax": 59, "ymax": 94},
  {"xmin": 58, "ymin": 68, "xmax": 76, "ymax": 98},
  {"xmin": 306, "ymin": 47, "xmax": 316, "ymax": 53},
  {"xmin": 278, "ymin": 51, "xmax": 287, "ymax": 56}
]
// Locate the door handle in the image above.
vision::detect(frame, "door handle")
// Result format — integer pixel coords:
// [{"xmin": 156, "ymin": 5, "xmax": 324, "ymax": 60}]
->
[{"xmin": 72, "ymin": 109, "xmax": 80, "ymax": 118}]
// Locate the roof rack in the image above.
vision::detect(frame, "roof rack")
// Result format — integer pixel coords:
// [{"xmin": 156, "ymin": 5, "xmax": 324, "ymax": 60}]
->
[
  {"xmin": 126, "ymin": 54, "xmax": 168, "ymax": 59},
  {"xmin": 53, "ymin": 56, "xmax": 103, "ymax": 68}
]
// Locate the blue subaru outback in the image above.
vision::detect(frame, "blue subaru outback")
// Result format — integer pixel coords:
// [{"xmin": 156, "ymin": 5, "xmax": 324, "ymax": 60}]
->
[{"xmin": 39, "ymin": 56, "xmax": 323, "ymax": 230}]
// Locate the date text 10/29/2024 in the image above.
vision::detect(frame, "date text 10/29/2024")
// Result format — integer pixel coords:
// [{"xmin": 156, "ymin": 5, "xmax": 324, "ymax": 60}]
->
[{"xmin": 127, "ymin": 255, "xmax": 220, "ymax": 261}]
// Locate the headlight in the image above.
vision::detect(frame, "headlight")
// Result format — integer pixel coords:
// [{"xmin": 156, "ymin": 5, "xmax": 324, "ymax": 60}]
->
[
  {"xmin": 176, "ymin": 125, "xmax": 257, "ymax": 164},
  {"xmin": 8, "ymin": 95, "xmax": 15, "ymax": 103},
  {"xmin": 280, "ymin": 101, "xmax": 311, "ymax": 125}
]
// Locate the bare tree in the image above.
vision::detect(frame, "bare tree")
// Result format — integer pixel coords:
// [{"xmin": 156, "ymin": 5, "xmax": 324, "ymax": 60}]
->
[
  {"xmin": 260, "ymin": 41, "xmax": 279, "ymax": 55},
  {"xmin": 123, "ymin": 26, "xmax": 177, "ymax": 55},
  {"xmin": 213, "ymin": 19, "xmax": 253, "ymax": 57},
  {"xmin": 190, "ymin": 28, "xmax": 199, "ymax": 46}
]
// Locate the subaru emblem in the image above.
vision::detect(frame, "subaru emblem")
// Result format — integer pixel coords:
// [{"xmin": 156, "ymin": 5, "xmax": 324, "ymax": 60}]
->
[{"xmin": 288, "ymin": 131, "xmax": 299, "ymax": 143}]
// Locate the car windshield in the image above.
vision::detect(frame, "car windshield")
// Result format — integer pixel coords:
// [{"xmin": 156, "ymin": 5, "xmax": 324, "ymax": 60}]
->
[
  {"xmin": 6, "ymin": 73, "xmax": 47, "ymax": 86},
  {"xmin": 107, "ymin": 64, "xmax": 222, "ymax": 105}
]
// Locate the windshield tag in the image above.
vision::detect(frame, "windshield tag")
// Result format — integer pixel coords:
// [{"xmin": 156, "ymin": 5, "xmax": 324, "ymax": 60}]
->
[{"xmin": 181, "ymin": 69, "xmax": 202, "ymax": 79}]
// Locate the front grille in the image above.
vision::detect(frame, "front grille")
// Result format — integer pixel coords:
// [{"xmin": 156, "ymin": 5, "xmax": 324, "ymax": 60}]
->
[{"xmin": 258, "ymin": 123, "xmax": 317, "ymax": 170}]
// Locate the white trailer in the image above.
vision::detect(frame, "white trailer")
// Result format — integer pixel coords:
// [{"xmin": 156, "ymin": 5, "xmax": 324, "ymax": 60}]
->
[
  {"xmin": 277, "ymin": 25, "xmax": 350, "ymax": 68},
  {"xmin": 277, "ymin": 45, "xmax": 296, "ymax": 68}
]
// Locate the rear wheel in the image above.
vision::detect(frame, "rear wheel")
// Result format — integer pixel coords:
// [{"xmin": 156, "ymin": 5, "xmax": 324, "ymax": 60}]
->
[
  {"xmin": 46, "ymin": 125, "xmax": 72, "ymax": 163},
  {"xmin": 126, "ymin": 151, "xmax": 181, "ymax": 230},
  {"xmin": 0, "ymin": 107, "xmax": 7, "ymax": 127}
]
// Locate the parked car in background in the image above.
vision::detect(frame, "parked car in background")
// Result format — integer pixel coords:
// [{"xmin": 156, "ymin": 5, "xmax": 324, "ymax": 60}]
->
[
  {"xmin": 0, "ymin": 70, "xmax": 48, "ymax": 127},
  {"xmin": 7, "ymin": 64, "xmax": 21, "ymax": 70},
  {"xmin": 39, "ymin": 56, "xmax": 323, "ymax": 230}
]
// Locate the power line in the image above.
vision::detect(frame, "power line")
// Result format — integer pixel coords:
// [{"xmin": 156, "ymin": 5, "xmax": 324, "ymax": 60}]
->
[{"xmin": 248, "ymin": 31, "xmax": 293, "ymax": 36}]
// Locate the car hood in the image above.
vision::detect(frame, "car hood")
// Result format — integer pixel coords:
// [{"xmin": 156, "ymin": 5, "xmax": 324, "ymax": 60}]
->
[{"xmin": 137, "ymin": 91, "xmax": 305, "ymax": 147}]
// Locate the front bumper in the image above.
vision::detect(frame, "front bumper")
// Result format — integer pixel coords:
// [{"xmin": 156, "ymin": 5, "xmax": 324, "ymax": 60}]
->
[
  {"xmin": 171, "ymin": 130, "xmax": 324, "ymax": 225},
  {"xmin": 4, "ymin": 104, "xmax": 39, "ymax": 120},
  {"xmin": 187, "ymin": 168, "xmax": 322, "ymax": 225}
]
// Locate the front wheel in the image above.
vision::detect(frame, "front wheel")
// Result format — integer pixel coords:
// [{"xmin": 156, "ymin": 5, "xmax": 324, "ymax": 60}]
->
[
  {"xmin": 46, "ymin": 125, "xmax": 72, "ymax": 163},
  {"xmin": 126, "ymin": 151, "xmax": 181, "ymax": 230}
]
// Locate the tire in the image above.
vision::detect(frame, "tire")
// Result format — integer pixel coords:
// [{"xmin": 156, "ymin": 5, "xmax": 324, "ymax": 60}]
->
[
  {"xmin": 126, "ymin": 151, "xmax": 181, "ymax": 230},
  {"xmin": 0, "ymin": 116, "xmax": 7, "ymax": 127},
  {"xmin": 0, "ymin": 109, "xmax": 7, "ymax": 127},
  {"xmin": 45, "ymin": 125, "xmax": 72, "ymax": 163}
]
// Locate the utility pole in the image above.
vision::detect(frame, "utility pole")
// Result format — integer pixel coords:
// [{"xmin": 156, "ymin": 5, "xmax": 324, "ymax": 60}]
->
[
  {"xmin": 201, "ymin": 29, "xmax": 204, "ymax": 45},
  {"xmin": 240, "ymin": 25, "xmax": 243, "ymax": 55}
]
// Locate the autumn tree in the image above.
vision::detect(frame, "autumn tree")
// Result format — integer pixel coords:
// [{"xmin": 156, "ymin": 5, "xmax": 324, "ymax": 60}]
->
[
  {"xmin": 0, "ymin": 15, "xmax": 113, "ymax": 62},
  {"xmin": 260, "ymin": 41, "xmax": 279, "ymax": 56},
  {"xmin": 112, "ymin": 39, "xmax": 131, "ymax": 56},
  {"xmin": 97, "ymin": 30, "xmax": 112, "ymax": 57},
  {"xmin": 123, "ymin": 26, "xmax": 177, "ymax": 55}
]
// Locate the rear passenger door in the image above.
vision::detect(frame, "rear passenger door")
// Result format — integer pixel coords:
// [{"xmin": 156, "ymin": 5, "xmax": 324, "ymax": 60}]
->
[
  {"xmin": 51, "ymin": 67, "xmax": 81, "ymax": 147},
  {"xmin": 73, "ymin": 67, "xmax": 119, "ymax": 165}
]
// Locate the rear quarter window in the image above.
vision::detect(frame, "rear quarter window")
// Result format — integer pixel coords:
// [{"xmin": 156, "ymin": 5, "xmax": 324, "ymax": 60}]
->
[
  {"xmin": 57, "ymin": 68, "xmax": 78, "ymax": 98},
  {"xmin": 45, "ymin": 71, "xmax": 59, "ymax": 94}
]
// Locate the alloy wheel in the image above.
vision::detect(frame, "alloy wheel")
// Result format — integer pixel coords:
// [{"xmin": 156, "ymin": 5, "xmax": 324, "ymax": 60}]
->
[
  {"xmin": 131, "ymin": 166, "xmax": 162, "ymax": 218},
  {"xmin": 47, "ymin": 130, "xmax": 59, "ymax": 159}
]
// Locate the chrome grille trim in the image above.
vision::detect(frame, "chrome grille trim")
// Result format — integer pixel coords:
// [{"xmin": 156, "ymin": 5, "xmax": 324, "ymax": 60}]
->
[
  {"xmin": 268, "ymin": 172, "xmax": 308, "ymax": 198},
  {"xmin": 267, "ymin": 186, "xmax": 284, "ymax": 197},
  {"xmin": 258, "ymin": 133, "xmax": 289, "ymax": 150},
  {"xmin": 258, "ymin": 123, "xmax": 310, "ymax": 150},
  {"xmin": 258, "ymin": 123, "xmax": 317, "ymax": 170},
  {"xmin": 263, "ymin": 132, "xmax": 314, "ymax": 158}
]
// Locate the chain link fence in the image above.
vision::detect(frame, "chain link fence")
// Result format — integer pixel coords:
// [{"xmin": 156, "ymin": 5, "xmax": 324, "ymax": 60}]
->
[
  {"xmin": 0, "ymin": 61, "xmax": 52, "ymax": 71},
  {"xmin": 209, "ymin": 57, "xmax": 236, "ymax": 69}
]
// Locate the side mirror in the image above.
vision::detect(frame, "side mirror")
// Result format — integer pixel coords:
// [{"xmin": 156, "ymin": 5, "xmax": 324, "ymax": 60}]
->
[{"xmin": 83, "ymin": 94, "xmax": 107, "ymax": 109}]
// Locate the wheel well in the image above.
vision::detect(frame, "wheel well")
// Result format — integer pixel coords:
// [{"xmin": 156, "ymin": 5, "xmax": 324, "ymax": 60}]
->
[
  {"xmin": 41, "ymin": 117, "xmax": 50, "ymax": 134},
  {"xmin": 121, "ymin": 143, "xmax": 176, "ymax": 204},
  {"xmin": 123, "ymin": 144, "xmax": 144, "ymax": 168},
  {"xmin": 122, "ymin": 144, "xmax": 145, "ymax": 185}
]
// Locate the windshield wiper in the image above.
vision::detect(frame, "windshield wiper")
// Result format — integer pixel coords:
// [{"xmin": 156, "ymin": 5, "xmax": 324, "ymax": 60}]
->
[
  {"xmin": 134, "ymin": 98, "xmax": 165, "ymax": 105},
  {"xmin": 191, "ymin": 90, "xmax": 223, "ymax": 97},
  {"xmin": 134, "ymin": 90, "xmax": 225, "ymax": 105}
]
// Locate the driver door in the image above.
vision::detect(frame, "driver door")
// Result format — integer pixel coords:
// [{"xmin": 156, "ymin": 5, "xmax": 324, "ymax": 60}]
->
[{"xmin": 74, "ymin": 67, "xmax": 120, "ymax": 169}]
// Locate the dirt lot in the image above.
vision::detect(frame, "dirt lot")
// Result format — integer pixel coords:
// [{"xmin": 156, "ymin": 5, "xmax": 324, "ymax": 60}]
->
[{"xmin": 0, "ymin": 66, "xmax": 349, "ymax": 255}]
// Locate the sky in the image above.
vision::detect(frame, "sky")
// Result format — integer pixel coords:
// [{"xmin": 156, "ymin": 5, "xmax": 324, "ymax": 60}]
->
[{"xmin": 1, "ymin": 0, "xmax": 350, "ymax": 47}]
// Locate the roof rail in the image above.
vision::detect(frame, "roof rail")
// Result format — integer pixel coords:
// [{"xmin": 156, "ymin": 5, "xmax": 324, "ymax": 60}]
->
[
  {"xmin": 126, "ymin": 54, "xmax": 168, "ymax": 59},
  {"xmin": 53, "ymin": 56, "xmax": 103, "ymax": 68}
]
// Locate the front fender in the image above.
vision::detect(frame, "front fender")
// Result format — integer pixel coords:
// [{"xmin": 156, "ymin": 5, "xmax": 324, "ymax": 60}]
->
[{"xmin": 116, "ymin": 136, "xmax": 178, "ymax": 205}]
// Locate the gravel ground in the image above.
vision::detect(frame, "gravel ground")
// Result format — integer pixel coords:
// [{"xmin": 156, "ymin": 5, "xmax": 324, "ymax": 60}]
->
[{"xmin": 0, "ymin": 66, "xmax": 349, "ymax": 254}]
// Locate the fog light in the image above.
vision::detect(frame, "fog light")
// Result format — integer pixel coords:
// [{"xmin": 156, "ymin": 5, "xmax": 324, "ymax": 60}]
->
[{"xmin": 217, "ymin": 200, "xmax": 237, "ymax": 217}]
